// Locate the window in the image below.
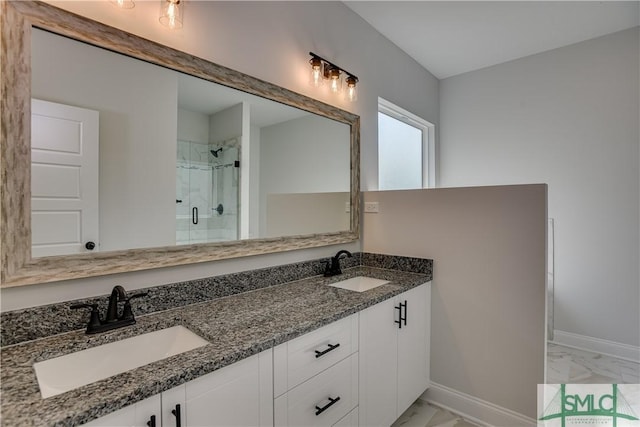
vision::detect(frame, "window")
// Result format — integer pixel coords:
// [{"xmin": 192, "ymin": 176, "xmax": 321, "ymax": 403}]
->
[{"xmin": 378, "ymin": 98, "xmax": 435, "ymax": 190}]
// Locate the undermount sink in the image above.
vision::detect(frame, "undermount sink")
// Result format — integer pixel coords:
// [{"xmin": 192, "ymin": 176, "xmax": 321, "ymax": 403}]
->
[
  {"xmin": 33, "ymin": 325, "xmax": 209, "ymax": 398},
  {"xmin": 328, "ymin": 276, "xmax": 390, "ymax": 292}
]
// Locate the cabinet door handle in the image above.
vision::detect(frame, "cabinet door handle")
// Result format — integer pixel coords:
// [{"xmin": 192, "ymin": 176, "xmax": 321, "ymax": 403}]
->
[
  {"xmin": 146, "ymin": 415, "xmax": 156, "ymax": 427},
  {"xmin": 395, "ymin": 303, "xmax": 403, "ymax": 329},
  {"xmin": 192, "ymin": 207, "xmax": 198, "ymax": 225},
  {"xmin": 315, "ymin": 396, "xmax": 341, "ymax": 416},
  {"xmin": 315, "ymin": 343, "xmax": 340, "ymax": 358},
  {"xmin": 402, "ymin": 300, "xmax": 408, "ymax": 326},
  {"xmin": 395, "ymin": 301, "xmax": 407, "ymax": 328},
  {"xmin": 171, "ymin": 404, "xmax": 181, "ymax": 427}
]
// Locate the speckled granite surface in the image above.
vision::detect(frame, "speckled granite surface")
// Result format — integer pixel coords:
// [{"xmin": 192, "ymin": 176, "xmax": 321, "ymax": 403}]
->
[
  {"xmin": 0, "ymin": 253, "xmax": 364, "ymax": 347},
  {"xmin": 1, "ymin": 263, "xmax": 431, "ymax": 426},
  {"xmin": 1, "ymin": 252, "xmax": 432, "ymax": 347}
]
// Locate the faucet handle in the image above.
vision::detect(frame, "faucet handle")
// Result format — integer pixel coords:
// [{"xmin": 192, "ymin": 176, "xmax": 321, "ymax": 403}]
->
[
  {"xmin": 322, "ymin": 260, "xmax": 333, "ymax": 277},
  {"xmin": 120, "ymin": 292, "xmax": 148, "ymax": 321},
  {"xmin": 71, "ymin": 303, "xmax": 102, "ymax": 330}
]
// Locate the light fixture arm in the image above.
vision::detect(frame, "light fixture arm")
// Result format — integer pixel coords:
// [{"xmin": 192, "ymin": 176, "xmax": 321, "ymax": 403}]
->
[{"xmin": 309, "ymin": 52, "xmax": 358, "ymax": 82}]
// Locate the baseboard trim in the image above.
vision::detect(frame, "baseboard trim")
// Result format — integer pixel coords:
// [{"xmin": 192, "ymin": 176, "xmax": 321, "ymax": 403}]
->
[
  {"xmin": 421, "ymin": 382, "xmax": 536, "ymax": 427},
  {"xmin": 552, "ymin": 330, "xmax": 640, "ymax": 363}
]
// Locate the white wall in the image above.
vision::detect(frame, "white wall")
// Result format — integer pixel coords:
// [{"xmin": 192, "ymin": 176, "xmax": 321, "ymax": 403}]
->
[
  {"xmin": 439, "ymin": 28, "xmax": 639, "ymax": 347},
  {"xmin": 266, "ymin": 192, "xmax": 350, "ymax": 238},
  {"xmin": 32, "ymin": 28, "xmax": 177, "ymax": 253},
  {"xmin": 260, "ymin": 114, "xmax": 350, "ymax": 192},
  {"xmin": 259, "ymin": 115, "xmax": 350, "ymax": 236},
  {"xmin": 177, "ymin": 108, "xmax": 209, "ymax": 144},
  {"xmin": 363, "ymin": 185, "xmax": 547, "ymax": 421},
  {"xmin": 2, "ymin": 1, "xmax": 437, "ymax": 311},
  {"xmin": 209, "ymin": 104, "xmax": 243, "ymax": 144},
  {"xmin": 249, "ymin": 125, "xmax": 261, "ymax": 239}
]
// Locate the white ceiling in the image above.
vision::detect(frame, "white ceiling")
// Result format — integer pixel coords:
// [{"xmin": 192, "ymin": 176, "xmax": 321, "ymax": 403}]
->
[{"xmin": 345, "ymin": 1, "xmax": 640, "ymax": 79}]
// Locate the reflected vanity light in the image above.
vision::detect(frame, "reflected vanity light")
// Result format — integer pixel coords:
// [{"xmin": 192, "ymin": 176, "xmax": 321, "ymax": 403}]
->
[
  {"xmin": 160, "ymin": 0, "xmax": 183, "ymax": 30},
  {"xmin": 110, "ymin": 0, "xmax": 135, "ymax": 9},
  {"xmin": 308, "ymin": 52, "xmax": 358, "ymax": 102}
]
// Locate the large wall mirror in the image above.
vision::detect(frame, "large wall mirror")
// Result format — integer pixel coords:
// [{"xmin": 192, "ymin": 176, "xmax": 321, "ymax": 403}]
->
[{"xmin": 1, "ymin": 1, "xmax": 360, "ymax": 287}]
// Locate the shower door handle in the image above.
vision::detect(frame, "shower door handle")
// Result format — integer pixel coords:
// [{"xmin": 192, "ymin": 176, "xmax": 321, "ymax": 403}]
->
[{"xmin": 192, "ymin": 207, "xmax": 198, "ymax": 225}]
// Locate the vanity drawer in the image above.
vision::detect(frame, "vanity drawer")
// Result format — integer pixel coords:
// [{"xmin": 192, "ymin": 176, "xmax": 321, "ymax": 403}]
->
[
  {"xmin": 274, "ymin": 353, "xmax": 358, "ymax": 427},
  {"xmin": 274, "ymin": 314, "xmax": 358, "ymax": 397},
  {"xmin": 333, "ymin": 407, "xmax": 358, "ymax": 427}
]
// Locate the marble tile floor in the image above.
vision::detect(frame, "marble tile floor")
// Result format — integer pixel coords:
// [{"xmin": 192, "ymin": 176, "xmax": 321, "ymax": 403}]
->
[
  {"xmin": 547, "ymin": 342, "xmax": 640, "ymax": 384},
  {"xmin": 392, "ymin": 400, "xmax": 480, "ymax": 427},
  {"xmin": 392, "ymin": 344, "xmax": 639, "ymax": 427}
]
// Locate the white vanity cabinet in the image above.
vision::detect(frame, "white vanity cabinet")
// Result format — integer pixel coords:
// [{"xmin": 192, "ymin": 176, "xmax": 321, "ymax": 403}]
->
[
  {"xmin": 274, "ymin": 314, "xmax": 359, "ymax": 427},
  {"xmin": 83, "ymin": 350, "xmax": 273, "ymax": 427},
  {"xmin": 358, "ymin": 282, "xmax": 431, "ymax": 427},
  {"xmin": 83, "ymin": 395, "xmax": 161, "ymax": 427},
  {"xmin": 82, "ymin": 282, "xmax": 430, "ymax": 427}
]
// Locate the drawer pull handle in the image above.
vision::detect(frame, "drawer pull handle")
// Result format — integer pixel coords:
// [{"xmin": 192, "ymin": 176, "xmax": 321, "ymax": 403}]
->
[
  {"xmin": 315, "ymin": 343, "xmax": 340, "ymax": 358},
  {"xmin": 315, "ymin": 396, "xmax": 341, "ymax": 416},
  {"xmin": 147, "ymin": 415, "xmax": 156, "ymax": 427}
]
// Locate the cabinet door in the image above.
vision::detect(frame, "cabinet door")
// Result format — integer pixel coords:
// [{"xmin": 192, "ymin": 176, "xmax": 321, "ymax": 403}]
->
[
  {"xmin": 358, "ymin": 297, "xmax": 399, "ymax": 427},
  {"xmin": 397, "ymin": 283, "xmax": 430, "ymax": 416},
  {"xmin": 83, "ymin": 395, "xmax": 161, "ymax": 427},
  {"xmin": 181, "ymin": 350, "xmax": 272, "ymax": 426},
  {"xmin": 162, "ymin": 383, "xmax": 186, "ymax": 427}
]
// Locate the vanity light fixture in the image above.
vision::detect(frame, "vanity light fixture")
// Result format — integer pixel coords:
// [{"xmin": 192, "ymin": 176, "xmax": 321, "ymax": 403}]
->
[
  {"xmin": 160, "ymin": 0, "xmax": 184, "ymax": 30},
  {"xmin": 328, "ymin": 67, "xmax": 342, "ymax": 94},
  {"xmin": 345, "ymin": 75, "xmax": 358, "ymax": 102},
  {"xmin": 309, "ymin": 52, "xmax": 358, "ymax": 102},
  {"xmin": 309, "ymin": 56, "xmax": 323, "ymax": 87},
  {"xmin": 110, "ymin": 0, "xmax": 135, "ymax": 9}
]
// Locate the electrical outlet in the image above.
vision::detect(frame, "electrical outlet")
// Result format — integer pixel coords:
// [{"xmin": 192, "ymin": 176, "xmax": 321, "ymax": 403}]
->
[{"xmin": 364, "ymin": 202, "xmax": 379, "ymax": 213}]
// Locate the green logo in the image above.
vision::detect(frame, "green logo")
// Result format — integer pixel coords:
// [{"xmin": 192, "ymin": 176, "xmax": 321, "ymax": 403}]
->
[{"xmin": 539, "ymin": 384, "xmax": 639, "ymax": 427}]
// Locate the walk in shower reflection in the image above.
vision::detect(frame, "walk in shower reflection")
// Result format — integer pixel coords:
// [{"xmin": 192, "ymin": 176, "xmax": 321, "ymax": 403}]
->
[{"xmin": 176, "ymin": 138, "xmax": 239, "ymax": 244}]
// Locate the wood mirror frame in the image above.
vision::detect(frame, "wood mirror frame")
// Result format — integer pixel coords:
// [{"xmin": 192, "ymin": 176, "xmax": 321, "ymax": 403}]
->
[{"xmin": 0, "ymin": 1, "xmax": 360, "ymax": 287}]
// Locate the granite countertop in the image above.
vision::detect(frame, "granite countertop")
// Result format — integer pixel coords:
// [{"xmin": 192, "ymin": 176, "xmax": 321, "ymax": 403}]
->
[{"xmin": 0, "ymin": 266, "xmax": 430, "ymax": 426}]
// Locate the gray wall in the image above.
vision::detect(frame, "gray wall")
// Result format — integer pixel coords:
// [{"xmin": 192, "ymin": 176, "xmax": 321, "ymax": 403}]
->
[
  {"xmin": 363, "ymin": 185, "xmax": 547, "ymax": 421},
  {"xmin": 32, "ymin": 28, "xmax": 177, "ymax": 253},
  {"xmin": 2, "ymin": 1, "xmax": 439, "ymax": 311},
  {"xmin": 439, "ymin": 28, "xmax": 639, "ymax": 347}
]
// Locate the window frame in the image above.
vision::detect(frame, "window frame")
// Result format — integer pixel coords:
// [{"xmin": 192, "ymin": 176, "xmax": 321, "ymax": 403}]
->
[{"xmin": 378, "ymin": 97, "xmax": 436, "ymax": 189}]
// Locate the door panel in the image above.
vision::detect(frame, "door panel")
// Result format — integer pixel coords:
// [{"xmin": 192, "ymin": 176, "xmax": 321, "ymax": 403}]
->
[
  {"xmin": 31, "ymin": 99, "xmax": 99, "ymax": 257},
  {"xmin": 397, "ymin": 284, "xmax": 430, "ymax": 415},
  {"xmin": 184, "ymin": 353, "xmax": 263, "ymax": 426},
  {"xmin": 358, "ymin": 297, "xmax": 398, "ymax": 427}
]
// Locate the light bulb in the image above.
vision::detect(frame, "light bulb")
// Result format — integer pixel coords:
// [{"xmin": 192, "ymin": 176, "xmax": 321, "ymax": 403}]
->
[
  {"xmin": 329, "ymin": 68, "xmax": 341, "ymax": 94},
  {"xmin": 160, "ymin": 0, "xmax": 183, "ymax": 30},
  {"xmin": 309, "ymin": 57, "xmax": 323, "ymax": 87},
  {"xmin": 345, "ymin": 76, "xmax": 357, "ymax": 102},
  {"xmin": 110, "ymin": 0, "xmax": 135, "ymax": 9}
]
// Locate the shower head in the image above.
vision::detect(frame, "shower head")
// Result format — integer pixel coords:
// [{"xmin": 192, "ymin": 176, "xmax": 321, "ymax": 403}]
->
[{"xmin": 210, "ymin": 148, "xmax": 223, "ymax": 158}]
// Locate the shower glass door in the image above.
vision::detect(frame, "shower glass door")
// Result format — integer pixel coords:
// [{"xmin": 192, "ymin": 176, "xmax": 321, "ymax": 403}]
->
[{"xmin": 176, "ymin": 139, "xmax": 239, "ymax": 245}]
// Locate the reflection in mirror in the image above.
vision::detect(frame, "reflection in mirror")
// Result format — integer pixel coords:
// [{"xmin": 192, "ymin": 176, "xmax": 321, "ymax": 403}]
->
[{"xmin": 30, "ymin": 28, "xmax": 350, "ymax": 257}]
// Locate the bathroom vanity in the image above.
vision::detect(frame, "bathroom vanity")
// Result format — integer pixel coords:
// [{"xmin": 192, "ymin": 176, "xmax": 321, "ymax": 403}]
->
[
  {"xmin": 0, "ymin": 255, "xmax": 432, "ymax": 426},
  {"xmin": 0, "ymin": 4, "xmax": 432, "ymax": 426}
]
